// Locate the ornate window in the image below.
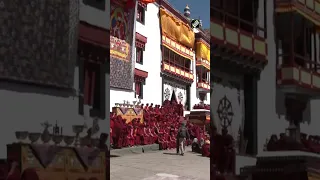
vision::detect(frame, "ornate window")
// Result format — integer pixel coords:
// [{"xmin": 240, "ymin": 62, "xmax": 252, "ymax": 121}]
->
[
  {"xmin": 135, "ymin": 32, "xmax": 147, "ymax": 64},
  {"xmin": 134, "ymin": 69, "xmax": 148, "ymax": 99},
  {"xmin": 136, "ymin": 47, "xmax": 143, "ymax": 64},
  {"xmin": 136, "ymin": 3, "xmax": 145, "ymax": 24}
]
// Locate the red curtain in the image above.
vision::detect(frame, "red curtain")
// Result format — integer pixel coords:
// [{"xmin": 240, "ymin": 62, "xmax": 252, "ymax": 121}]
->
[
  {"xmin": 84, "ymin": 66, "xmax": 96, "ymax": 105},
  {"xmin": 135, "ymin": 82, "xmax": 141, "ymax": 97}
]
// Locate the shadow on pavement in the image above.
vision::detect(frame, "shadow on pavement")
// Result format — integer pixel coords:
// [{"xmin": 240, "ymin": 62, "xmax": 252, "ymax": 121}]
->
[
  {"xmin": 163, "ymin": 152, "xmax": 179, "ymax": 155},
  {"xmin": 110, "ymin": 155, "xmax": 121, "ymax": 158}
]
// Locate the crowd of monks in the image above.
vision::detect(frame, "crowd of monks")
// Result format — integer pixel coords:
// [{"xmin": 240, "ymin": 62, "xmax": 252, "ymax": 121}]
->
[
  {"xmin": 110, "ymin": 100, "xmax": 210, "ymax": 155},
  {"xmin": 193, "ymin": 103, "xmax": 210, "ymax": 110},
  {"xmin": 266, "ymin": 132, "xmax": 320, "ymax": 153}
]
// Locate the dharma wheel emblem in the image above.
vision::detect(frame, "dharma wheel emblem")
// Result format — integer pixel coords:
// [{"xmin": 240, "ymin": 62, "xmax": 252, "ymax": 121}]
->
[
  {"xmin": 164, "ymin": 88, "xmax": 171, "ymax": 100},
  {"xmin": 178, "ymin": 92, "xmax": 183, "ymax": 102},
  {"xmin": 217, "ymin": 95, "xmax": 234, "ymax": 129}
]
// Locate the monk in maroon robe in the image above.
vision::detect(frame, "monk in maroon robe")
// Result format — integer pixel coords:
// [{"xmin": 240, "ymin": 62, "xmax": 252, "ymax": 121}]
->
[
  {"xmin": 221, "ymin": 128, "xmax": 235, "ymax": 174},
  {"xmin": 113, "ymin": 116, "xmax": 122, "ymax": 148},
  {"xmin": 202, "ymin": 140, "xmax": 210, "ymax": 157},
  {"xmin": 211, "ymin": 126, "xmax": 224, "ymax": 174},
  {"xmin": 6, "ymin": 162, "xmax": 20, "ymax": 180},
  {"xmin": 99, "ymin": 133, "xmax": 110, "ymax": 180},
  {"xmin": 126, "ymin": 123, "xmax": 135, "ymax": 147}
]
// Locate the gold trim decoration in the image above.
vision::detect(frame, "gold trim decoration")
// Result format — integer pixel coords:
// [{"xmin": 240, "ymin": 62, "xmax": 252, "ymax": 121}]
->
[
  {"xmin": 197, "ymin": 82, "xmax": 210, "ymax": 90},
  {"xmin": 196, "ymin": 59, "xmax": 210, "ymax": 70},
  {"xmin": 195, "ymin": 41, "xmax": 210, "ymax": 62},
  {"xmin": 163, "ymin": 62, "xmax": 194, "ymax": 80},
  {"xmin": 160, "ymin": 8, "xmax": 195, "ymax": 49},
  {"xmin": 162, "ymin": 35, "xmax": 194, "ymax": 60}
]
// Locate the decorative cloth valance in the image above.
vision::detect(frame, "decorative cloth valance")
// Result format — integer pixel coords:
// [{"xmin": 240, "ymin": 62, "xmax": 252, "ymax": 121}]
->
[
  {"xmin": 195, "ymin": 41, "xmax": 210, "ymax": 61},
  {"xmin": 159, "ymin": 8, "xmax": 195, "ymax": 49}
]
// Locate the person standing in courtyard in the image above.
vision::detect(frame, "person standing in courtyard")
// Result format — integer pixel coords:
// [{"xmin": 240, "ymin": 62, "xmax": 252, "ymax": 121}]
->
[{"xmin": 177, "ymin": 121, "xmax": 190, "ymax": 156}]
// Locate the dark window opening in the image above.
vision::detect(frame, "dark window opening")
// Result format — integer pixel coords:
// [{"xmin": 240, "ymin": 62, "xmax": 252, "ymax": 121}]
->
[
  {"xmin": 83, "ymin": 62, "xmax": 105, "ymax": 118},
  {"xmin": 162, "ymin": 47, "xmax": 192, "ymax": 73},
  {"xmin": 137, "ymin": 5, "xmax": 145, "ymax": 24},
  {"xmin": 280, "ymin": 19, "xmax": 314, "ymax": 69},
  {"xmin": 197, "ymin": 67, "xmax": 209, "ymax": 83},
  {"xmin": 136, "ymin": 47, "xmax": 143, "ymax": 64},
  {"xmin": 135, "ymin": 81, "xmax": 143, "ymax": 99},
  {"xmin": 211, "ymin": 0, "xmax": 260, "ymax": 34},
  {"xmin": 171, "ymin": 91, "xmax": 177, "ymax": 103},
  {"xmin": 83, "ymin": 0, "xmax": 105, "ymax": 11}
]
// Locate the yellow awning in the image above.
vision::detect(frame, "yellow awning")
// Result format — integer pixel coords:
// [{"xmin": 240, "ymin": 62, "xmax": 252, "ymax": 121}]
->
[
  {"xmin": 195, "ymin": 41, "xmax": 210, "ymax": 61},
  {"xmin": 159, "ymin": 8, "xmax": 195, "ymax": 49}
]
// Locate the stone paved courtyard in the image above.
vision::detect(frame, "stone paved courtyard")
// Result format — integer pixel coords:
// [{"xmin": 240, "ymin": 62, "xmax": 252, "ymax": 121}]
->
[{"xmin": 110, "ymin": 147, "xmax": 210, "ymax": 180}]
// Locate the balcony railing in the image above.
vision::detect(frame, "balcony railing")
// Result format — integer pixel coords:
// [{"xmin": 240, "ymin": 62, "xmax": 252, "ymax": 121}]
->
[
  {"xmin": 211, "ymin": 4, "xmax": 267, "ymax": 39},
  {"xmin": 275, "ymin": 0, "xmax": 320, "ymax": 26},
  {"xmin": 211, "ymin": 0, "xmax": 268, "ymax": 60},
  {"xmin": 196, "ymin": 59, "xmax": 210, "ymax": 70}
]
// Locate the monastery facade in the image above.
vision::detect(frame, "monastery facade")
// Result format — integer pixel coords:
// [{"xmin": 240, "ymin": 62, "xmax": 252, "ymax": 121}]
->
[{"xmin": 109, "ymin": 0, "xmax": 210, "ymax": 115}]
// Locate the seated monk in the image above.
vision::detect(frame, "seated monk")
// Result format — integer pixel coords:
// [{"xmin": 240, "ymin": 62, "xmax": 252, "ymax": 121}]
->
[
  {"xmin": 113, "ymin": 116, "xmax": 123, "ymax": 148},
  {"xmin": 110, "ymin": 128, "xmax": 113, "ymax": 145},
  {"xmin": 168, "ymin": 134, "xmax": 175, "ymax": 149},
  {"xmin": 135, "ymin": 124, "xmax": 144, "ymax": 145},
  {"xmin": 119, "ymin": 119, "xmax": 128, "ymax": 148},
  {"xmin": 307, "ymin": 136, "xmax": 316, "ymax": 153},
  {"xmin": 158, "ymin": 133, "xmax": 167, "ymax": 150},
  {"xmin": 221, "ymin": 128, "xmax": 235, "ymax": 174},
  {"xmin": 149, "ymin": 127, "xmax": 158, "ymax": 144},
  {"xmin": 110, "ymin": 117, "xmax": 114, "ymax": 145},
  {"xmin": 6, "ymin": 162, "xmax": 20, "ymax": 180},
  {"xmin": 267, "ymin": 134, "xmax": 278, "ymax": 151},
  {"xmin": 126, "ymin": 123, "xmax": 135, "ymax": 147},
  {"xmin": 300, "ymin": 133, "xmax": 310, "ymax": 152},
  {"xmin": 202, "ymin": 140, "xmax": 210, "ymax": 157},
  {"xmin": 142, "ymin": 123, "xmax": 151, "ymax": 145},
  {"xmin": 21, "ymin": 168, "xmax": 39, "ymax": 180}
]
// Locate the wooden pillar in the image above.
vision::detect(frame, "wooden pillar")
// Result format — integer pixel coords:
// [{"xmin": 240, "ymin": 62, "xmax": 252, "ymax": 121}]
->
[{"xmin": 290, "ymin": 13, "xmax": 295, "ymax": 65}]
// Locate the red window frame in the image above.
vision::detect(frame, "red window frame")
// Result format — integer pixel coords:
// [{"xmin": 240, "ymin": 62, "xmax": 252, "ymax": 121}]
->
[
  {"xmin": 135, "ymin": 81, "xmax": 143, "ymax": 99},
  {"xmin": 136, "ymin": 4, "xmax": 145, "ymax": 24},
  {"xmin": 136, "ymin": 47, "xmax": 143, "ymax": 64}
]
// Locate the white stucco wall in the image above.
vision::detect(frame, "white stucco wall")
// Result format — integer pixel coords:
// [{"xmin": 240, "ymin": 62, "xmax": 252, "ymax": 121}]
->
[
  {"xmin": 109, "ymin": 3, "xmax": 162, "ymax": 108},
  {"xmin": 136, "ymin": 3, "xmax": 162, "ymax": 106},
  {"xmin": 0, "ymin": 0, "xmax": 111, "ymax": 158}
]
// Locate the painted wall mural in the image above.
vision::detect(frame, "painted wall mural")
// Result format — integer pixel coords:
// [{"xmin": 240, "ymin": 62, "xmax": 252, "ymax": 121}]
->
[{"xmin": 110, "ymin": 2, "xmax": 135, "ymax": 90}]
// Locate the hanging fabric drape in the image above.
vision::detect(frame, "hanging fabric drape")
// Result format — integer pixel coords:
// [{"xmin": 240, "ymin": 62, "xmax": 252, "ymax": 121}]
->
[
  {"xmin": 135, "ymin": 82, "xmax": 141, "ymax": 97},
  {"xmin": 175, "ymin": 85, "xmax": 187, "ymax": 106},
  {"xmin": 163, "ymin": 81, "xmax": 173, "ymax": 101}
]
